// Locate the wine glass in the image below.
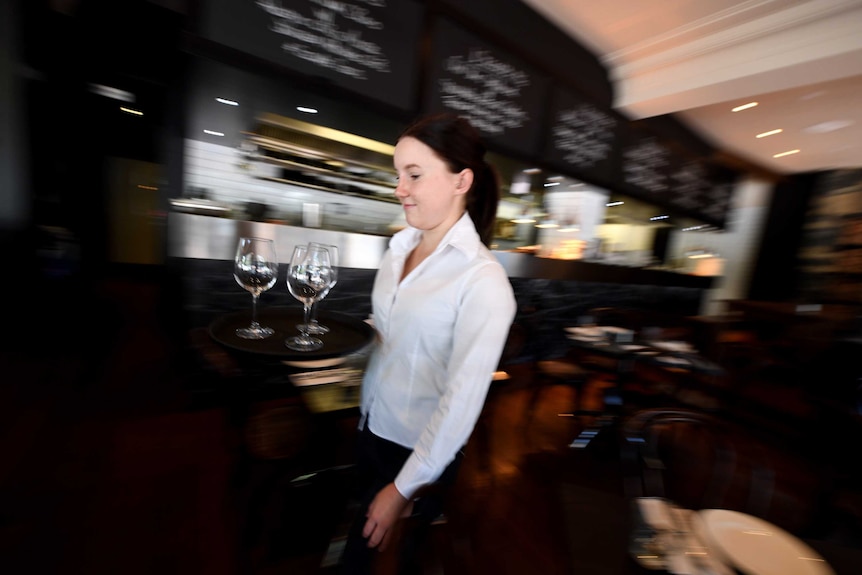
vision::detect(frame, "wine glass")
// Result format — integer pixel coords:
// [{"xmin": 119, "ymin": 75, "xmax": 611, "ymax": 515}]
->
[
  {"xmin": 233, "ymin": 237, "xmax": 278, "ymax": 339},
  {"xmin": 300, "ymin": 242, "xmax": 339, "ymax": 335},
  {"xmin": 285, "ymin": 244, "xmax": 333, "ymax": 352}
]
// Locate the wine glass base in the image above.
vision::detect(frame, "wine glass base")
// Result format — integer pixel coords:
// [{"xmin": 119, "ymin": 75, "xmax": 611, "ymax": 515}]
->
[
  {"xmin": 299, "ymin": 322, "xmax": 330, "ymax": 335},
  {"xmin": 236, "ymin": 326, "xmax": 275, "ymax": 340},
  {"xmin": 285, "ymin": 335, "xmax": 324, "ymax": 352}
]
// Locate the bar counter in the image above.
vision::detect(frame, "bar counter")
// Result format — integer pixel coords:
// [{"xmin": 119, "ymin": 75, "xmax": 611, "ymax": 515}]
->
[{"xmin": 169, "ymin": 212, "xmax": 713, "ymax": 366}]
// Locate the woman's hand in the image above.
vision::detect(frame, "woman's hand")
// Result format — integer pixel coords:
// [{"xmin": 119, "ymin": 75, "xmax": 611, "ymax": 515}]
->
[{"xmin": 362, "ymin": 482, "xmax": 413, "ymax": 550}]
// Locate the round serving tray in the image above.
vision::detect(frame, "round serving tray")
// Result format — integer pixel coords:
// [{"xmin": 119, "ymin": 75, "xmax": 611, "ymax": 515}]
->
[{"xmin": 209, "ymin": 307, "xmax": 374, "ymax": 360}]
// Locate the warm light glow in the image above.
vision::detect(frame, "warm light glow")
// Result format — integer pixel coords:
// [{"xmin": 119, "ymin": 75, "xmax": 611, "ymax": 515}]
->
[
  {"xmin": 216, "ymin": 97, "xmax": 239, "ymax": 106},
  {"xmin": 203, "ymin": 129, "xmax": 225, "ymax": 137},
  {"xmin": 511, "ymin": 218, "xmax": 536, "ymax": 224},
  {"xmin": 536, "ymin": 222, "xmax": 559, "ymax": 229},
  {"xmin": 296, "ymin": 106, "xmax": 318, "ymax": 114},
  {"xmin": 756, "ymin": 129, "xmax": 782, "ymax": 138},
  {"xmin": 732, "ymin": 102, "xmax": 758, "ymax": 112},
  {"xmin": 120, "ymin": 106, "xmax": 143, "ymax": 116},
  {"xmin": 523, "ymin": 168, "xmax": 542, "ymax": 174},
  {"xmin": 773, "ymin": 149, "xmax": 800, "ymax": 158},
  {"xmin": 543, "ymin": 182, "xmax": 560, "ymax": 187}
]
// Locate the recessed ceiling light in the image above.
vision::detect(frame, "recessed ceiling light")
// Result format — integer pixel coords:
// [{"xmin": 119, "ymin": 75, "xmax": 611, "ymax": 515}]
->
[
  {"xmin": 543, "ymin": 182, "xmax": 560, "ymax": 187},
  {"xmin": 773, "ymin": 149, "xmax": 800, "ymax": 158},
  {"xmin": 203, "ymin": 129, "xmax": 225, "ymax": 137},
  {"xmin": 803, "ymin": 120, "xmax": 854, "ymax": 134},
  {"xmin": 523, "ymin": 168, "xmax": 541, "ymax": 174},
  {"xmin": 732, "ymin": 102, "xmax": 758, "ymax": 112},
  {"xmin": 215, "ymin": 97, "xmax": 239, "ymax": 106},
  {"xmin": 120, "ymin": 106, "xmax": 143, "ymax": 116},
  {"xmin": 296, "ymin": 106, "xmax": 318, "ymax": 114},
  {"xmin": 756, "ymin": 129, "xmax": 782, "ymax": 138},
  {"xmin": 606, "ymin": 201, "xmax": 624, "ymax": 207}
]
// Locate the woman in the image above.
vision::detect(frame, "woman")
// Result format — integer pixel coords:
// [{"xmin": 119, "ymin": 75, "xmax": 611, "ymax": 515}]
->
[{"xmin": 341, "ymin": 113, "xmax": 517, "ymax": 573}]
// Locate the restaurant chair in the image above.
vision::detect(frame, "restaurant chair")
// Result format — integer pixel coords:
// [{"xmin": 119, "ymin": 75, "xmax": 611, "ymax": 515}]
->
[
  {"xmin": 620, "ymin": 408, "xmax": 834, "ymax": 537},
  {"xmin": 620, "ymin": 408, "xmax": 765, "ymax": 513}
]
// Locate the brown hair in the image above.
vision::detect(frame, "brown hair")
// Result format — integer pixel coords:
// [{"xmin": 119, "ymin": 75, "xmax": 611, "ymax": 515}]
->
[{"xmin": 399, "ymin": 113, "xmax": 500, "ymax": 246}]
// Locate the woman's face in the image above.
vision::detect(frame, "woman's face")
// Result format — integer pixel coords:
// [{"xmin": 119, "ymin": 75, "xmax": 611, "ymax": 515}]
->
[{"xmin": 393, "ymin": 136, "xmax": 472, "ymax": 236}]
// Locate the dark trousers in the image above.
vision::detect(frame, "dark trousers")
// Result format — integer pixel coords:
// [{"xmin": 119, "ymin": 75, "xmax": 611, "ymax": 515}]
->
[{"xmin": 340, "ymin": 424, "xmax": 463, "ymax": 575}]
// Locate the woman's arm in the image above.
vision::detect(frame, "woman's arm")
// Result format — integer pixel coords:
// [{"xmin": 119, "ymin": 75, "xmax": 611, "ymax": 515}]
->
[{"xmin": 394, "ymin": 262, "xmax": 516, "ymax": 498}]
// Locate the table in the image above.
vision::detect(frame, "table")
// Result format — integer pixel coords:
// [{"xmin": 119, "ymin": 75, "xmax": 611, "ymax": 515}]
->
[
  {"xmin": 630, "ymin": 499, "xmax": 861, "ymax": 575},
  {"xmin": 563, "ymin": 328, "xmax": 727, "ymax": 447}
]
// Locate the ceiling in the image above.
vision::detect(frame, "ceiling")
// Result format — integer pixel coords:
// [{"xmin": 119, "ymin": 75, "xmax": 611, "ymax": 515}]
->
[{"xmin": 522, "ymin": 0, "xmax": 862, "ymax": 176}]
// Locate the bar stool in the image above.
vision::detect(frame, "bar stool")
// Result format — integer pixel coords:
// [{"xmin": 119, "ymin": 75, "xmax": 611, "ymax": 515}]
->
[{"xmin": 527, "ymin": 356, "xmax": 597, "ymax": 421}]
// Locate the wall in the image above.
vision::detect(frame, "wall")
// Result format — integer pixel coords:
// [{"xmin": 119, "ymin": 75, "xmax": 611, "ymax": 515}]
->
[
  {"xmin": 797, "ymin": 169, "xmax": 862, "ymax": 304},
  {"xmin": 187, "ymin": 0, "xmax": 740, "ymax": 228},
  {"xmin": 669, "ymin": 177, "xmax": 773, "ymax": 314},
  {"xmin": 0, "ymin": 0, "xmax": 28, "ymax": 231}
]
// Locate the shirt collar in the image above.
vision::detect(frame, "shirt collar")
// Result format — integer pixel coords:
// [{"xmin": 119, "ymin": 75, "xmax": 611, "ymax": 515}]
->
[{"xmin": 390, "ymin": 212, "xmax": 482, "ymax": 259}]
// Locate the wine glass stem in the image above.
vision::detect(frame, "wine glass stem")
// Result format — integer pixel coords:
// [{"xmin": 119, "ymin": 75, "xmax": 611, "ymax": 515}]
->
[
  {"xmin": 310, "ymin": 302, "xmax": 318, "ymax": 324},
  {"xmin": 251, "ymin": 293, "xmax": 260, "ymax": 328},
  {"xmin": 302, "ymin": 304, "xmax": 312, "ymax": 337}
]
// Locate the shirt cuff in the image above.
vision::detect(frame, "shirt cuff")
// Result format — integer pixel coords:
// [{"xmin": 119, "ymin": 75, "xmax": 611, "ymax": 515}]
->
[{"xmin": 393, "ymin": 453, "xmax": 433, "ymax": 500}]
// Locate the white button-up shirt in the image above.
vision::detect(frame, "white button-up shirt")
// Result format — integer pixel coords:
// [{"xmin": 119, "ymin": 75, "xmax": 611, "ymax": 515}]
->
[{"xmin": 361, "ymin": 213, "xmax": 517, "ymax": 499}]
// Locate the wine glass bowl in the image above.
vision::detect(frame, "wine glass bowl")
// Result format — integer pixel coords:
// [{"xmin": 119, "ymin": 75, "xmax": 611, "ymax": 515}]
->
[
  {"xmin": 285, "ymin": 244, "xmax": 333, "ymax": 352},
  {"xmin": 233, "ymin": 236, "xmax": 278, "ymax": 340}
]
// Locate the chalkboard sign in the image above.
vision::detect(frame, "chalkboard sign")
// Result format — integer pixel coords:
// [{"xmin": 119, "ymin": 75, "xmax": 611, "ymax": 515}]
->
[
  {"xmin": 664, "ymin": 159, "xmax": 733, "ymax": 225},
  {"xmin": 424, "ymin": 17, "xmax": 548, "ymax": 156},
  {"xmin": 669, "ymin": 160, "xmax": 711, "ymax": 212},
  {"xmin": 620, "ymin": 128, "xmax": 671, "ymax": 201},
  {"xmin": 199, "ymin": 0, "xmax": 423, "ymax": 112},
  {"xmin": 544, "ymin": 85, "xmax": 618, "ymax": 182}
]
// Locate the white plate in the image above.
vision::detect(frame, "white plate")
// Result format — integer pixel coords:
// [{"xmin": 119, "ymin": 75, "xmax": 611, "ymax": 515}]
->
[
  {"xmin": 283, "ymin": 357, "xmax": 347, "ymax": 369},
  {"xmin": 655, "ymin": 356, "xmax": 691, "ymax": 366},
  {"xmin": 565, "ymin": 326, "xmax": 605, "ymax": 337},
  {"xmin": 698, "ymin": 509, "xmax": 835, "ymax": 575},
  {"xmin": 650, "ymin": 340, "xmax": 695, "ymax": 353},
  {"xmin": 289, "ymin": 367, "xmax": 358, "ymax": 386}
]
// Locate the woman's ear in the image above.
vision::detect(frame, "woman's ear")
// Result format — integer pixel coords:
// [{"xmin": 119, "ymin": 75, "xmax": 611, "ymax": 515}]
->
[{"xmin": 455, "ymin": 169, "xmax": 474, "ymax": 196}]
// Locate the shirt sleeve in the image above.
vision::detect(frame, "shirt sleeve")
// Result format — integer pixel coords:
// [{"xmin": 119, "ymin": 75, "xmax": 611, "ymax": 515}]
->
[{"xmin": 393, "ymin": 261, "xmax": 516, "ymax": 499}]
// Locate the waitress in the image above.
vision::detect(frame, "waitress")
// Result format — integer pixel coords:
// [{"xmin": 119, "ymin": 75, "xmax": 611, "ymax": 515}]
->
[{"xmin": 341, "ymin": 113, "xmax": 517, "ymax": 573}]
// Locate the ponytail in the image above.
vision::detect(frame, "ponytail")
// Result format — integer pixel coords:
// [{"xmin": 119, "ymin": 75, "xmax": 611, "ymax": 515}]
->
[{"xmin": 467, "ymin": 162, "xmax": 500, "ymax": 247}]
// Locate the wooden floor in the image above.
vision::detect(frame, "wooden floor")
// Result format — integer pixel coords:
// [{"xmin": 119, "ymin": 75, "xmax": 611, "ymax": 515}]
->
[{"xmin": 3, "ymin": 272, "xmax": 861, "ymax": 575}]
